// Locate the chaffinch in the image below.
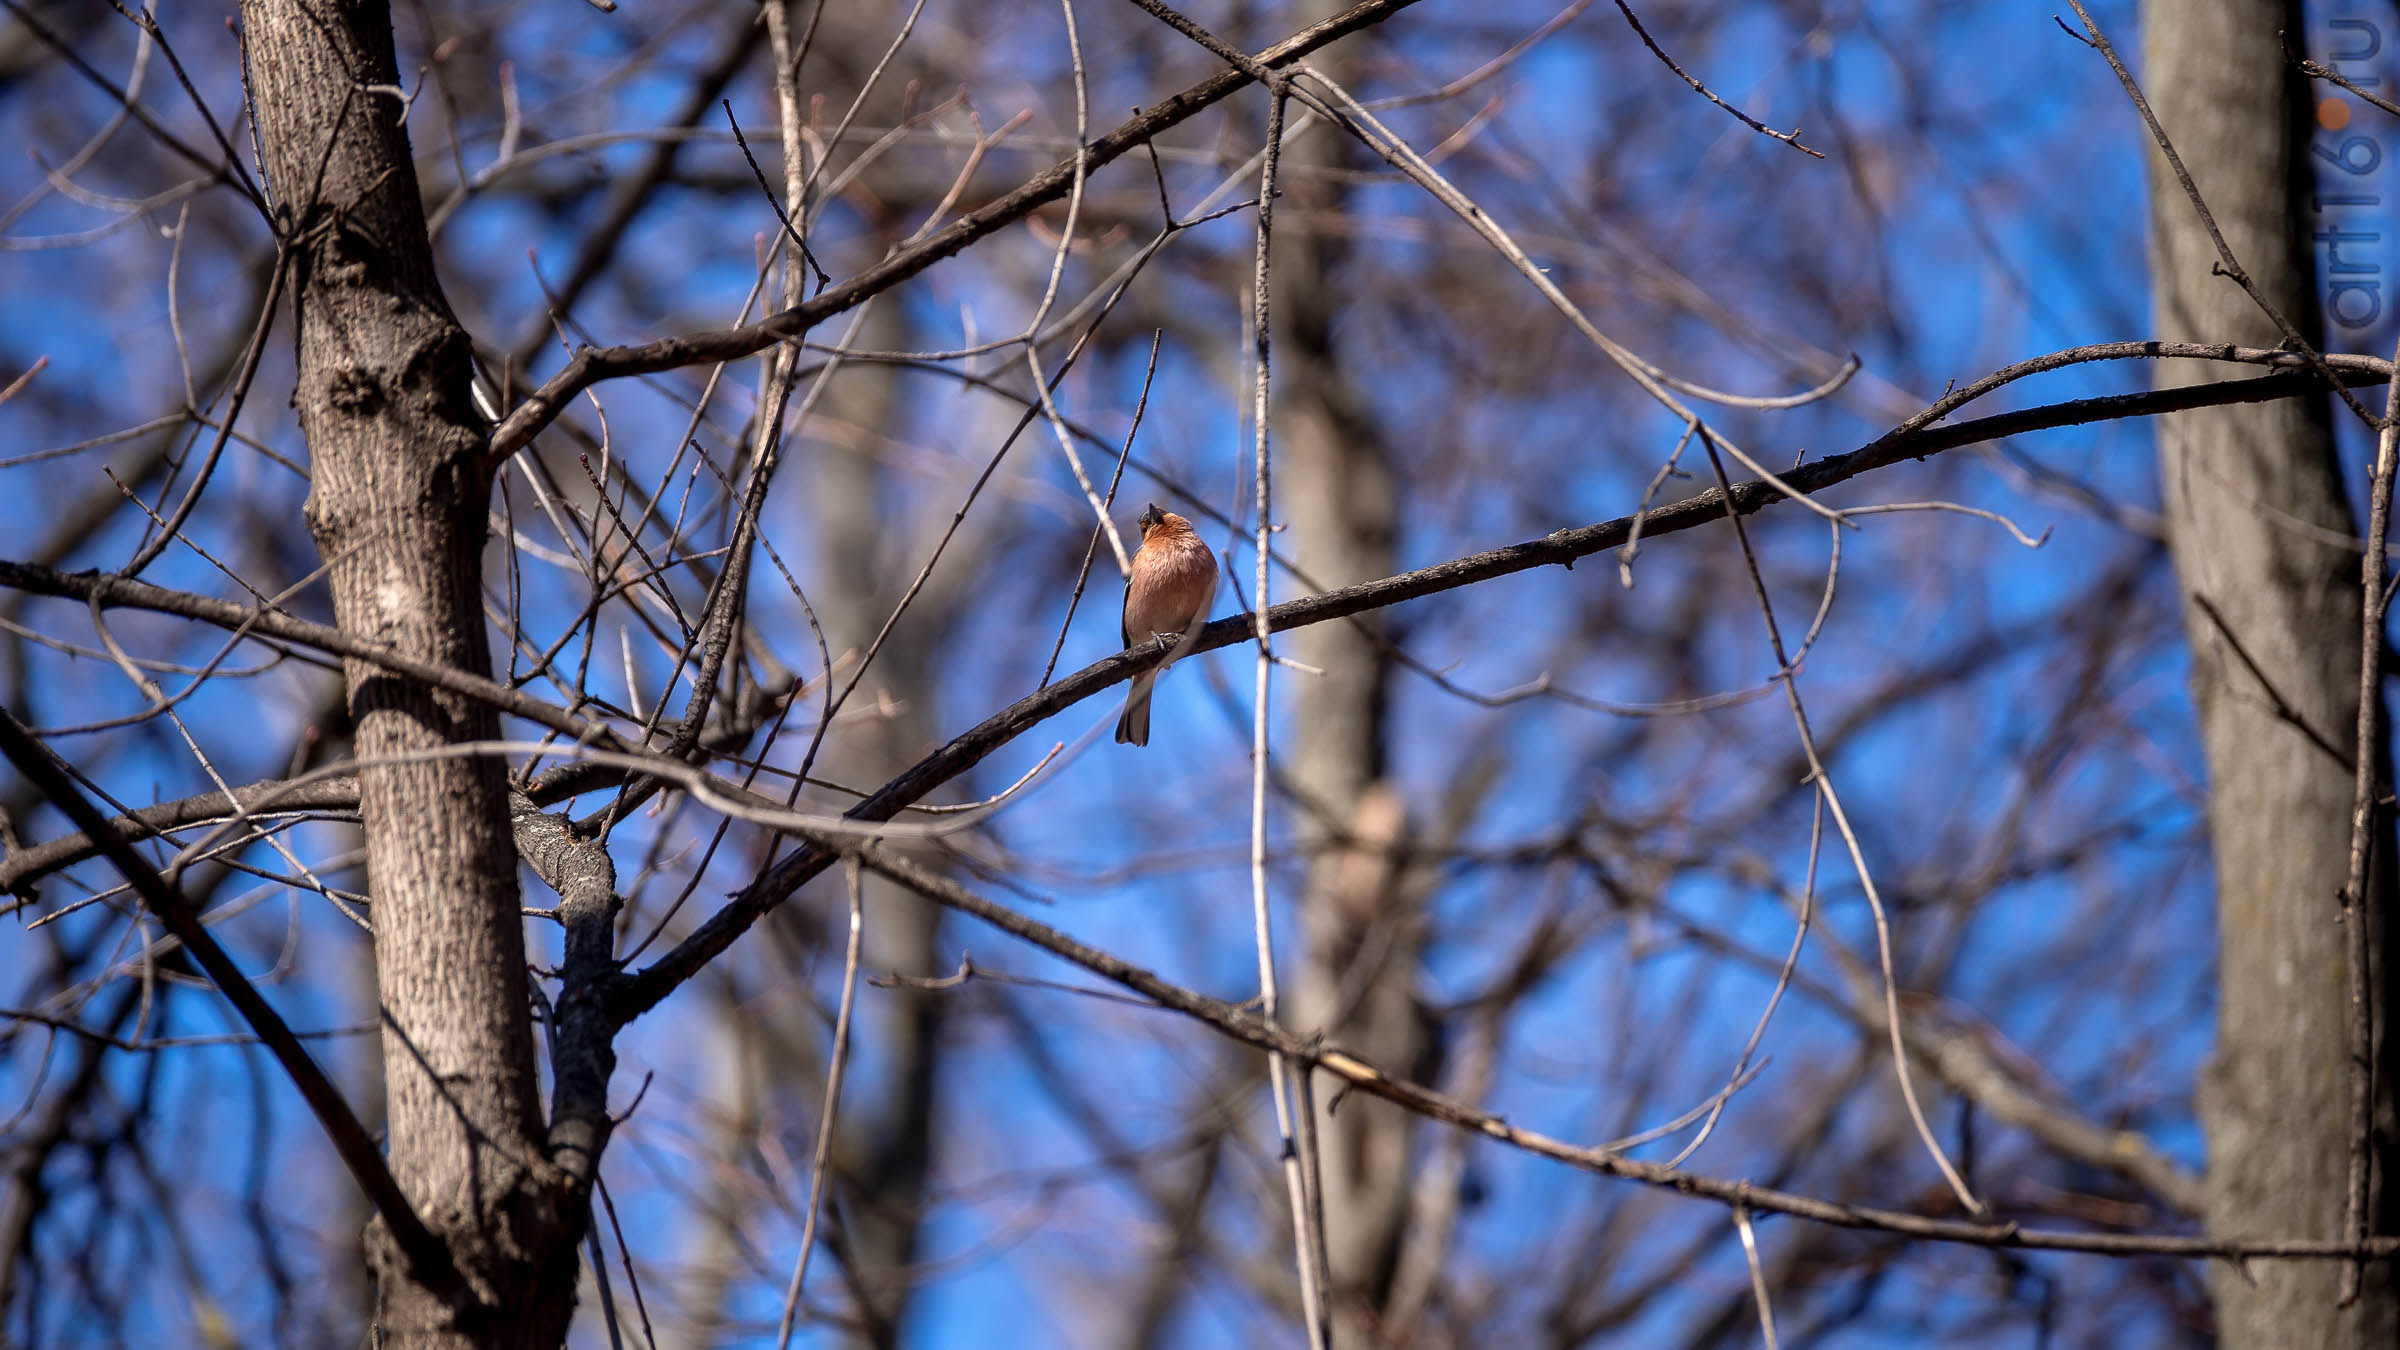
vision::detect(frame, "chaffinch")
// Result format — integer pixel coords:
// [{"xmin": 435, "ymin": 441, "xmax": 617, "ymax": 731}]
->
[{"xmin": 1115, "ymin": 503, "xmax": 1217, "ymax": 746}]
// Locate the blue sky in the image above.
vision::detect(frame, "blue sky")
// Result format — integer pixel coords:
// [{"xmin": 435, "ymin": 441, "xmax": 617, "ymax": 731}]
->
[{"xmin": 4, "ymin": 1, "xmax": 2394, "ymax": 1345}]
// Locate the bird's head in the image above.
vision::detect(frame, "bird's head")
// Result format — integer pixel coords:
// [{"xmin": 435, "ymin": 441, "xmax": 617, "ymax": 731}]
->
[{"xmin": 1137, "ymin": 502, "xmax": 1167, "ymax": 534}]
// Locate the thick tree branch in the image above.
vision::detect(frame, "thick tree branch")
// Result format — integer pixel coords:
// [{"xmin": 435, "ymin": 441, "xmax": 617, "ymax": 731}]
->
[
  {"xmin": 0, "ymin": 774, "xmax": 360, "ymax": 899},
  {"xmin": 0, "ymin": 675, "xmax": 789, "ymax": 897},
  {"xmin": 9, "ymin": 352, "xmax": 2384, "ymax": 916},
  {"xmin": 511, "ymin": 791, "xmax": 621, "ymax": 1193},
  {"xmin": 607, "ymin": 355, "xmax": 2389, "ymax": 1020},
  {"xmin": 0, "ymin": 561, "xmax": 617, "ymax": 744}
]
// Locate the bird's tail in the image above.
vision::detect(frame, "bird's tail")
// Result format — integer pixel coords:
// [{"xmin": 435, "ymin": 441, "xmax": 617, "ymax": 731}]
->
[{"xmin": 1115, "ymin": 671, "xmax": 1155, "ymax": 747}]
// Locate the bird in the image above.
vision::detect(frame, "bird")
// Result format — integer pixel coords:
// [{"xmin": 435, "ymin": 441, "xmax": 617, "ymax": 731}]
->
[{"xmin": 1116, "ymin": 503, "xmax": 1218, "ymax": 747}]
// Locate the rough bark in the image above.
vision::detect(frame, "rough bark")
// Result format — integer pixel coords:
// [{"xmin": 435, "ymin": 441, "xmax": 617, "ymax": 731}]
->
[
  {"xmin": 240, "ymin": 2, "xmax": 574, "ymax": 1343},
  {"xmin": 2141, "ymin": 2, "xmax": 2398, "ymax": 1342}
]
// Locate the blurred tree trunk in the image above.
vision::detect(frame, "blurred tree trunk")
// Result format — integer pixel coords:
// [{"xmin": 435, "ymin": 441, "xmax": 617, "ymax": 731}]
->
[
  {"xmin": 808, "ymin": 297, "xmax": 956, "ymax": 1348},
  {"xmin": 1274, "ymin": 11, "xmax": 1433, "ymax": 1343},
  {"xmin": 241, "ymin": 2, "xmax": 576, "ymax": 1344},
  {"xmin": 2141, "ymin": 2, "xmax": 2398, "ymax": 1343}
]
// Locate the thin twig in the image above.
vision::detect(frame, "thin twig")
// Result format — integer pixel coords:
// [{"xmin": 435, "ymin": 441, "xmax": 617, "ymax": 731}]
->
[
  {"xmin": 121, "ymin": 249, "xmax": 288, "ymax": 579},
  {"xmin": 1241, "ymin": 83, "xmax": 1332, "ymax": 1350},
  {"xmin": 482, "ymin": 0, "xmax": 1426, "ymax": 463},
  {"xmin": 774, "ymin": 855, "xmax": 866, "ymax": 1349},
  {"xmin": 1735, "ymin": 1204, "xmax": 1780, "ymax": 1349},
  {"xmin": 1667, "ymin": 793, "xmax": 1822, "ymax": 1168},
  {"xmin": 592, "ymin": 355, "xmax": 2393, "ymax": 1022},
  {"xmin": 1025, "ymin": 0, "xmax": 1134, "ymax": 576},
  {"xmin": 2337, "ymin": 332, "xmax": 2400, "ymax": 1304},
  {"xmin": 0, "ymin": 708, "xmax": 464, "ymax": 1301},
  {"xmin": 2298, "ymin": 55, "xmax": 2400, "ymax": 121},
  {"xmin": 1696, "ymin": 430, "xmax": 1984, "ymax": 1217},
  {"xmin": 2061, "ymin": 0, "xmax": 2376, "ymax": 429},
  {"xmin": 1041, "ymin": 332, "xmax": 1163, "ymax": 688},
  {"xmin": 845, "ymin": 844, "xmax": 2400, "ymax": 1264},
  {"xmin": 1608, "ymin": 0, "xmax": 1820, "ymax": 156}
]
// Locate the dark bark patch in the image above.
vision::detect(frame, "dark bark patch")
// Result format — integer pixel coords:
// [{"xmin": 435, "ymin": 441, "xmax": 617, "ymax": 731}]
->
[{"xmin": 326, "ymin": 366, "xmax": 383, "ymax": 414}]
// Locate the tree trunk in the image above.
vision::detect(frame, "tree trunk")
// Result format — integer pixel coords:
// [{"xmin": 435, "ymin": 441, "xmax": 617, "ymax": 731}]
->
[
  {"xmin": 1273, "ymin": 14, "xmax": 1431, "ymax": 1341},
  {"xmin": 240, "ymin": 2, "xmax": 575, "ymax": 1343},
  {"xmin": 807, "ymin": 296, "xmax": 953, "ymax": 1347},
  {"xmin": 2141, "ymin": 2, "xmax": 2398, "ymax": 1342}
]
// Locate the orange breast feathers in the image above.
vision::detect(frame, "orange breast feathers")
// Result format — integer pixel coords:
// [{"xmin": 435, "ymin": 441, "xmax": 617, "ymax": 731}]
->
[
  {"xmin": 1114, "ymin": 505, "xmax": 1218, "ymax": 747},
  {"xmin": 1122, "ymin": 512, "xmax": 1217, "ymax": 645}
]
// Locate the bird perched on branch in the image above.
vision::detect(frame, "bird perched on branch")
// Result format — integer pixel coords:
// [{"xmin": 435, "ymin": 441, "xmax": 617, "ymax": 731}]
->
[{"xmin": 1116, "ymin": 503, "xmax": 1218, "ymax": 747}]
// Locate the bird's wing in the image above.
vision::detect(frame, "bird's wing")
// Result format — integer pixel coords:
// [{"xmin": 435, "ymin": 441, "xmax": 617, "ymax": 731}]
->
[
  {"xmin": 1121, "ymin": 568, "xmax": 1136, "ymax": 649},
  {"xmin": 1193, "ymin": 555, "xmax": 1220, "ymax": 629}
]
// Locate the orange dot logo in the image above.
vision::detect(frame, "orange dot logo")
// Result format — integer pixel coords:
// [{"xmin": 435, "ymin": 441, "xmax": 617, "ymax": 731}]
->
[{"xmin": 2320, "ymin": 97, "xmax": 2353, "ymax": 131}]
